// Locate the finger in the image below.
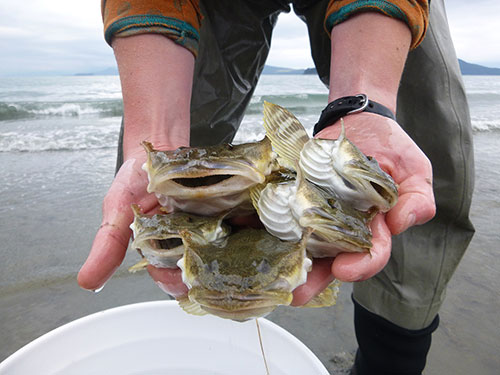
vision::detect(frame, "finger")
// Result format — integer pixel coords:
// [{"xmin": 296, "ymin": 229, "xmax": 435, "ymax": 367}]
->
[
  {"xmin": 332, "ymin": 214, "xmax": 391, "ymax": 282},
  {"xmin": 386, "ymin": 175, "xmax": 436, "ymax": 235},
  {"xmin": 291, "ymin": 258, "xmax": 335, "ymax": 306},
  {"xmin": 78, "ymin": 159, "xmax": 156, "ymax": 290},
  {"xmin": 147, "ymin": 265, "xmax": 188, "ymax": 298}
]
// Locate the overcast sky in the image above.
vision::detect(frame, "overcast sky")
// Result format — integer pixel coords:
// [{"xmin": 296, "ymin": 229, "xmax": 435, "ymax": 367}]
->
[{"xmin": 0, "ymin": 0, "xmax": 499, "ymax": 76}]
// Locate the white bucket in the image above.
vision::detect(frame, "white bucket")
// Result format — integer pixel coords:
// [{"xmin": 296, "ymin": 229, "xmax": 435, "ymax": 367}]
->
[{"xmin": 0, "ymin": 300, "xmax": 329, "ymax": 375}]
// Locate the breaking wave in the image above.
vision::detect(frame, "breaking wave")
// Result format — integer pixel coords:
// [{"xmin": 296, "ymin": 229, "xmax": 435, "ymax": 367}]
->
[
  {"xmin": 0, "ymin": 100, "xmax": 123, "ymax": 121},
  {"xmin": 0, "ymin": 125, "xmax": 119, "ymax": 152}
]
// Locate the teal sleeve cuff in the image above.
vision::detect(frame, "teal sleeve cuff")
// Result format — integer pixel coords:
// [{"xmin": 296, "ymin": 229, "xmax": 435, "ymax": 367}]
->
[
  {"xmin": 105, "ymin": 14, "xmax": 200, "ymax": 56},
  {"xmin": 325, "ymin": 0, "xmax": 408, "ymax": 33}
]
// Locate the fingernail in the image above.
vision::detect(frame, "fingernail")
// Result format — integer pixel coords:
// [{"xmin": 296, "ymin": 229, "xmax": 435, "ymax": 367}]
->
[{"xmin": 91, "ymin": 284, "xmax": 106, "ymax": 294}]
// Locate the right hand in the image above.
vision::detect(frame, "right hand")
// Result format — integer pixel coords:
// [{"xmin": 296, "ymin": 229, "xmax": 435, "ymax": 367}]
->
[{"xmin": 77, "ymin": 148, "xmax": 188, "ymax": 298}]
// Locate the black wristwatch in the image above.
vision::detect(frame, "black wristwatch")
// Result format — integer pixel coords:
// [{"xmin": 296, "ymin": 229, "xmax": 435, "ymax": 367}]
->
[{"xmin": 312, "ymin": 94, "xmax": 396, "ymax": 136}]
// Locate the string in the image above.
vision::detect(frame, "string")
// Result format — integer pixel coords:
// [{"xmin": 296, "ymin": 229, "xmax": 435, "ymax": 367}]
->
[{"xmin": 256, "ymin": 318, "xmax": 270, "ymax": 375}]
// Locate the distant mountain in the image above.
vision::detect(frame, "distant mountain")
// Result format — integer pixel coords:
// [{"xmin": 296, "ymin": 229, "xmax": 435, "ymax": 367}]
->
[
  {"xmin": 262, "ymin": 65, "xmax": 305, "ymax": 74},
  {"xmin": 74, "ymin": 67, "xmax": 118, "ymax": 76},
  {"xmin": 458, "ymin": 59, "xmax": 500, "ymax": 75},
  {"xmin": 303, "ymin": 68, "xmax": 317, "ymax": 75},
  {"xmin": 76, "ymin": 60, "xmax": 500, "ymax": 77}
]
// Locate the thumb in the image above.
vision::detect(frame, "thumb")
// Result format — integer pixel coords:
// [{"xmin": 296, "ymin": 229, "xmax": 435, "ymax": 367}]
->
[{"xmin": 78, "ymin": 159, "xmax": 156, "ymax": 290}]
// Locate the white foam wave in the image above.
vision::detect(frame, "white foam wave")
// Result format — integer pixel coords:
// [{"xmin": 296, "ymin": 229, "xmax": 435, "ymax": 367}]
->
[
  {"xmin": 0, "ymin": 101, "xmax": 123, "ymax": 120},
  {"xmin": 472, "ymin": 118, "xmax": 500, "ymax": 132},
  {"xmin": 31, "ymin": 103, "xmax": 104, "ymax": 117},
  {"xmin": 0, "ymin": 126, "xmax": 119, "ymax": 152}
]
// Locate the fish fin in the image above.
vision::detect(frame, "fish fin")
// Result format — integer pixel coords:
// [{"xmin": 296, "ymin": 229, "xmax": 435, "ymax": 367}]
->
[
  {"xmin": 263, "ymin": 101, "xmax": 309, "ymax": 169},
  {"xmin": 128, "ymin": 258, "xmax": 149, "ymax": 273},
  {"xmin": 248, "ymin": 183, "xmax": 265, "ymax": 217},
  {"xmin": 131, "ymin": 204, "xmax": 142, "ymax": 216},
  {"xmin": 338, "ymin": 118, "xmax": 346, "ymax": 142},
  {"xmin": 141, "ymin": 140, "xmax": 155, "ymax": 153},
  {"xmin": 300, "ymin": 280, "xmax": 342, "ymax": 308},
  {"xmin": 177, "ymin": 297, "xmax": 208, "ymax": 316}
]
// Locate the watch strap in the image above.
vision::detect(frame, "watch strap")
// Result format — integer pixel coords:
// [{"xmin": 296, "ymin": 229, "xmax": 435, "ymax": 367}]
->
[{"xmin": 313, "ymin": 94, "xmax": 396, "ymax": 136}]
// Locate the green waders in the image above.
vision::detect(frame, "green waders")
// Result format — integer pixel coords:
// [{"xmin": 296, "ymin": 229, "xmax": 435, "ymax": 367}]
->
[{"xmin": 116, "ymin": 1, "xmax": 474, "ymax": 373}]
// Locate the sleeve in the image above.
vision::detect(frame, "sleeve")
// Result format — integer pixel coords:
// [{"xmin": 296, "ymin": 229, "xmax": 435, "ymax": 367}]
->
[
  {"xmin": 324, "ymin": 0, "xmax": 429, "ymax": 49},
  {"xmin": 101, "ymin": 0, "xmax": 202, "ymax": 57}
]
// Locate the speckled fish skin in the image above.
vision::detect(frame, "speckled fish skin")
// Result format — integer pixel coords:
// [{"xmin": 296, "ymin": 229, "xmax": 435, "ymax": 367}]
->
[
  {"xmin": 251, "ymin": 169, "xmax": 373, "ymax": 258},
  {"xmin": 129, "ymin": 205, "xmax": 230, "ymax": 269},
  {"xmin": 262, "ymin": 101, "xmax": 398, "ymax": 213},
  {"xmin": 141, "ymin": 138, "xmax": 279, "ymax": 216},
  {"xmin": 177, "ymin": 228, "xmax": 312, "ymax": 321}
]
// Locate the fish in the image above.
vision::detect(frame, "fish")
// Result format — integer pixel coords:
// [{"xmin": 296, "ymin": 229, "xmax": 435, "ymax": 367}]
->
[
  {"xmin": 129, "ymin": 204, "xmax": 230, "ymax": 270},
  {"xmin": 141, "ymin": 138, "xmax": 279, "ymax": 216},
  {"xmin": 301, "ymin": 280, "xmax": 342, "ymax": 308},
  {"xmin": 250, "ymin": 167, "xmax": 373, "ymax": 258},
  {"xmin": 262, "ymin": 101, "xmax": 398, "ymax": 213},
  {"xmin": 177, "ymin": 228, "xmax": 312, "ymax": 322}
]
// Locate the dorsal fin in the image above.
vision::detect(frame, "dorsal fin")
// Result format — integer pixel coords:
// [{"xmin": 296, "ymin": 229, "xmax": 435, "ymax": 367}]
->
[{"xmin": 262, "ymin": 101, "xmax": 309, "ymax": 170}]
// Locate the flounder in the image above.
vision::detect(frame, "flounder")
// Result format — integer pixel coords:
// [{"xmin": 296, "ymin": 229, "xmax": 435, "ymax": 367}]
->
[
  {"xmin": 177, "ymin": 228, "xmax": 312, "ymax": 321},
  {"xmin": 142, "ymin": 138, "xmax": 278, "ymax": 216},
  {"xmin": 129, "ymin": 205, "xmax": 230, "ymax": 270},
  {"xmin": 262, "ymin": 101, "xmax": 398, "ymax": 213},
  {"xmin": 250, "ymin": 168, "xmax": 373, "ymax": 258}
]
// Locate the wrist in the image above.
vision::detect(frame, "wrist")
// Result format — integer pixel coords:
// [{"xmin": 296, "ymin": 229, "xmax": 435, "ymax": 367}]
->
[
  {"xmin": 313, "ymin": 94, "xmax": 396, "ymax": 136},
  {"xmin": 328, "ymin": 13, "xmax": 411, "ymax": 114}
]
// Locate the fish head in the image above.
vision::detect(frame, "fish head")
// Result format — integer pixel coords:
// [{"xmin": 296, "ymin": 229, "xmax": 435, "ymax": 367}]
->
[
  {"xmin": 130, "ymin": 205, "xmax": 230, "ymax": 269},
  {"xmin": 333, "ymin": 131, "xmax": 398, "ymax": 211},
  {"xmin": 142, "ymin": 139, "xmax": 278, "ymax": 215},
  {"xmin": 178, "ymin": 228, "xmax": 311, "ymax": 321},
  {"xmin": 292, "ymin": 172, "xmax": 373, "ymax": 255},
  {"xmin": 300, "ymin": 124, "xmax": 398, "ymax": 212}
]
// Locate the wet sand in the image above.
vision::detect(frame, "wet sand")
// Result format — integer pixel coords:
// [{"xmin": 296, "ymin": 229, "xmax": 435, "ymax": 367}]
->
[{"xmin": 1, "ymin": 132, "xmax": 499, "ymax": 374}]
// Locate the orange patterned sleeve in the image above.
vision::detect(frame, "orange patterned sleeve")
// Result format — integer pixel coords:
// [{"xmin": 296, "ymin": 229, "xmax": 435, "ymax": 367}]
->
[
  {"xmin": 325, "ymin": 0, "xmax": 429, "ymax": 49},
  {"xmin": 102, "ymin": 0, "xmax": 202, "ymax": 57}
]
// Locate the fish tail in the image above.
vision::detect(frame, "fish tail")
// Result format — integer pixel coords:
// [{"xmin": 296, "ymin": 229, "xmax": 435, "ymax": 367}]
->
[{"xmin": 263, "ymin": 101, "xmax": 309, "ymax": 169}]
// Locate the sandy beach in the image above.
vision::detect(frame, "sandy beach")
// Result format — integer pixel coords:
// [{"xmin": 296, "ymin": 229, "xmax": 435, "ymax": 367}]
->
[{"xmin": 0, "ymin": 130, "xmax": 499, "ymax": 374}]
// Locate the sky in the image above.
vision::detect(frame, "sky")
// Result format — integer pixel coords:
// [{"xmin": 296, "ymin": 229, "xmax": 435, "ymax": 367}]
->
[{"xmin": 0, "ymin": 0, "xmax": 499, "ymax": 76}]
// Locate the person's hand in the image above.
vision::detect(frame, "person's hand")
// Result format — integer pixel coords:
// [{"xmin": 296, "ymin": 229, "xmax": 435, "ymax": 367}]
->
[
  {"xmin": 77, "ymin": 148, "xmax": 188, "ymax": 297},
  {"xmin": 291, "ymin": 113, "xmax": 436, "ymax": 305}
]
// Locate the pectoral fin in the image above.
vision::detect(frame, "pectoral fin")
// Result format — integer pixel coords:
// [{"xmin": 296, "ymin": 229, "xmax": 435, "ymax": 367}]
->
[
  {"xmin": 177, "ymin": 297, "xmax": 208, "ymax": 316},
  {"xmin": 300, "ymin": 280, "xmax": 341, "ymax": 308},
  {"xmin": 263, "ymin": 101, "xmax": 309, "ymax": 169}
]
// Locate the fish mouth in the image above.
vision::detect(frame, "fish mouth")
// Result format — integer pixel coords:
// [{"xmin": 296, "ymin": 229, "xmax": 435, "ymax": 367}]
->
[
  {"xmin": 188, "ymin": 288, "xmax": 292, "ymax": 320},
  {"xmin": 147, "ymin": 237, "xmax": 183, "ymax": 250},
  {"xmin": 147, "ymin": 160, "xmax": 267, "ymax": 198},
  {"xmin": 132, "ymin": 235, "xmax": 185, "ymax": 269},
  {"xmin": 173, "ymin": 174, "xmax": 233, "ymax": 187}
]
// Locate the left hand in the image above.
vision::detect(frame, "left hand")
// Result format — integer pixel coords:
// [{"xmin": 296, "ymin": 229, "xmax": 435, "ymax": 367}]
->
[{"xmin": 292, "ymin": 112, "xmax": 436, "ymax": 305}]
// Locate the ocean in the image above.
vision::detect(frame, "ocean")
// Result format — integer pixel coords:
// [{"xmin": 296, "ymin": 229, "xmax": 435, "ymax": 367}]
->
[
  {"xmin": 1, "ymin": 75, "xmax": 499, "ymax": 154},
  {"xmin": 1, "ymin": 74, "xmax": 499, "ymax": 374}
]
